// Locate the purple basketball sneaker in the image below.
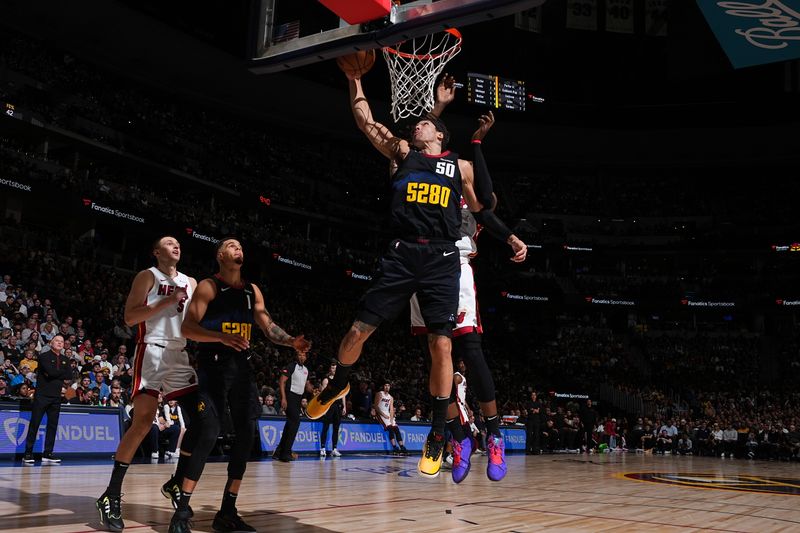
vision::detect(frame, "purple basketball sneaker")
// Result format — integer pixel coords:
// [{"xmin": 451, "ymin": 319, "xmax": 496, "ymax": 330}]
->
[
  {"xmin": 487, "ymin": 434, "xmax": 507, "ymax": 481},
  {"xmin": 451, "ymin": 436, "xmax": 473, "ymax": 483}
]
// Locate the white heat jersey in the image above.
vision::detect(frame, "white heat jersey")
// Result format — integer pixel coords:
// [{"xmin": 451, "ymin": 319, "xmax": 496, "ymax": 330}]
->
[
  {"xmin": 376, "ymin": 391, "xmax": 395, "ymax": 426},
  {"xmin": 137, "ymin": 267, "xmax": 192, "ymax": 349},
  {"xmin": 455, "ymin": 372, "xmax": 469, "ymax": 424},
  {"xmin": 455, "ymin": 198, "xmax": 480, "ymax": 259}
]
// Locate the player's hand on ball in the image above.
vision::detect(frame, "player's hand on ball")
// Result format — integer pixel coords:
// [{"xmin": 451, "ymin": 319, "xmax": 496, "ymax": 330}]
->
[
  {"xmin": 336, "ymin": 50, "xmax": 375, "ymax": 81},
  {"xmin": 436, "ymin": 73, "xmax": 457, "ymax": 106}
]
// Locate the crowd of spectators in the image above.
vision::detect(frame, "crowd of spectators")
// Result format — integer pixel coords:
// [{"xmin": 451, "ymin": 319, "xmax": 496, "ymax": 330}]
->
[
  {"xmin": 2, "ymin": 28, "xmax": 800, "ymax": 461},
  {"xmin": 507, "ymin": 389, "xmax": 800, "ymax": 462}
]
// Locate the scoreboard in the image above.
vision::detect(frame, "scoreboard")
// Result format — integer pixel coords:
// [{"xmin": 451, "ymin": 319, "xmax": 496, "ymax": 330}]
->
[{"xmin": 465, "ymin": 72, "xmax": 527, "ymax": 111}]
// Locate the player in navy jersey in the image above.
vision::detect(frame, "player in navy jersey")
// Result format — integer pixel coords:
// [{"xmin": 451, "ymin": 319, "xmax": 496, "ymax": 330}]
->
[
  {"xmin": 306, "ymin": 61, "xmax": 511, "ymax": 479},
  {"xmin": 167, "ymin": 238, "xmax": 310, "ymax": 533}
]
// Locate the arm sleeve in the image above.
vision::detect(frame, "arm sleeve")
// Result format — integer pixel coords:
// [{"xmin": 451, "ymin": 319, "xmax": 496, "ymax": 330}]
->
[
  {"xmin": 472, "ymin": 141, "xmax": 495, "ymax": 209},
  {"xmin": 473, "ymin": 209, "xmax": 513, "ymax": 242}
]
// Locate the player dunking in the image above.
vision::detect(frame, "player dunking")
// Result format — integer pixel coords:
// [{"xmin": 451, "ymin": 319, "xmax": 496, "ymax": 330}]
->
[
  {"xmin": 97, "ymin": 236, "xmax": 198, "ymax": 532},
  {"xmin": 306, "ymin": 60, "xmax": 495, "ymax": 479},
  {"xmin": 168, "ymin": 238, "xmax": 310, "ymax": 533},
  {"xmin": 372, "ymin": 381, "xmax": 408, "ymax": 455},
  {"xmin": 410, "ymin": 80, "xmax": 527, "ymax": 483}
]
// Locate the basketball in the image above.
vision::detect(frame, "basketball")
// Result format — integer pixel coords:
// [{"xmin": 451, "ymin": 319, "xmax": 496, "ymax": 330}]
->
[{"xmin": 336, "ymin": 50, "xmax": 376, "ymax": 79}]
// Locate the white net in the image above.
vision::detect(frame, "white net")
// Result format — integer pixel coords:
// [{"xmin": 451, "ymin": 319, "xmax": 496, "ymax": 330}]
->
[{"xmin": 382, "ymin": 28, "xmax": 462, "ymax": 122}]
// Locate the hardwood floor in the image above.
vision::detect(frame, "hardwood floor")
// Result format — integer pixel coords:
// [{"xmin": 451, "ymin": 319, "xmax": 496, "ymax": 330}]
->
[{"xmin": 1, "ymin": 452, "xmax": 799, "ymax": 532}]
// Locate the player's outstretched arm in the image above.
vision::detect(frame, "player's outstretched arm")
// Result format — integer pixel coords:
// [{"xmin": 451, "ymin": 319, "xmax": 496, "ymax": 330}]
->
[
  {"xmin": 349, "ymin": 78, "xmax": 409, "ymax": 161},
  {"xmin": 181, "ymin": 279, "xmax": 249, "ymax": 350},
  {"xmin": 430, "ymin": 73, "xmax": 457, "ymax": 118},
  {"xmin": 251, "ymin": 284, "xmax": 311, "ymax": 353},
  {"xmin": 471, "ymin": 111, "xmax": 496, "ymax": 208}
]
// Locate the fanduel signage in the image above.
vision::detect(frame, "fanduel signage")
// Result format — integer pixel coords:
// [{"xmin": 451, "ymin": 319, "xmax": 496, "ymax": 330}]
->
[
  {"xmin": 697, "ymin": 1, "xmax": 800, "ymax": 68},
  {"xmin": 0, "ymin": 409, "xmax": 120, "ymax": 454},
  {"xmin": 257, "ymin": 419, "xmax": 527, "ymax": 453},
  {"xmin": 258, "ymin": 420, "xmax": 429, "ymax": 453}
]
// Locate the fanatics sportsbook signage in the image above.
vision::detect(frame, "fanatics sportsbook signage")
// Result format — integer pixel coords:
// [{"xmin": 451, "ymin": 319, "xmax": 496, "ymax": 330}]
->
[
  {"xmin": 82, "ymin": 198, "xmax": 145, "ymax": 224},
  {"xmin": 697, "ymin": 0, "xmax": 800, "ymax": 68},
  {"xmin": 0, "ymin": 177, "xmax": 32, "ymax": 192}
]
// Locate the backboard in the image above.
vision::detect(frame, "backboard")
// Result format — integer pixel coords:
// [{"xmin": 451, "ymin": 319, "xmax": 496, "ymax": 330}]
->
[{"xmin": 250, "ymin": 0, "xmax": 547, "ymax": 74}]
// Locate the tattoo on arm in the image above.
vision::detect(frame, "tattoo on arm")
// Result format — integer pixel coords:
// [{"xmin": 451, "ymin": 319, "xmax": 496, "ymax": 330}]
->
[{"xmin": 267, "ymin": 323, "xmax": 294, "ymax": 346}]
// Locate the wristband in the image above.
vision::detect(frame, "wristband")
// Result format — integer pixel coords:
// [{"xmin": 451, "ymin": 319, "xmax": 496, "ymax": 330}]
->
[{"xmin": 471, "ymin": 139, "xmax": 482, "ymax": 144}]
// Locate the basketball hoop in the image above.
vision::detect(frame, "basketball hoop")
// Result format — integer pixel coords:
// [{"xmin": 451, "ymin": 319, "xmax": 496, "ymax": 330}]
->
[{"xmin": 382, "ymin": 28, "xmax": 462, "ymax": 122}]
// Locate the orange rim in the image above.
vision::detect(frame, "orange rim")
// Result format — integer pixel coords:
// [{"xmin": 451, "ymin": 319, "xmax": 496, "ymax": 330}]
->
[{"xmin": 383, "ymin": 28, "xmax": 462, "ymax": 60}]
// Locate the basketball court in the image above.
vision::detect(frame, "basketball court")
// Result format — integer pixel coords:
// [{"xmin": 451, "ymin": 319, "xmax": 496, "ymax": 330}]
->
[
  {"xmin": 3, "ymin": 2, "xmax": 797, "ymax": 533},
  {"xmin": 2, "ymin": 453, "xmax": 799, "ymax": 532}
]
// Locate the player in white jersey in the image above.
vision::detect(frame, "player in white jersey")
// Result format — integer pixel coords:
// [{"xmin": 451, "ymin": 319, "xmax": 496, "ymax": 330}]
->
[
  {"xmin": 410, "ymin": 103, "xmax": 526, "ymax": 484},
  {"xmin": 98, "ymin": 236, "xmax": 197, "ymax": 532},
  {"xmin": 372, "ymin": 382, "xmax": 407, "ymax": 455},
  {"xmin": 453, "ymin": 359, "xmax": 470, "ymax": 426},
  {"xmin": 411, "ymin": 198, "xmax": 485, "ymax": 337}
]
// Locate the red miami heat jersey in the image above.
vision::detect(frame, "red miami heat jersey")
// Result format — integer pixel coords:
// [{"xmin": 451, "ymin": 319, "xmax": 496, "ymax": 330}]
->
[{"xmin": 137, "ymin": 267, "xmax": 192, "ymax": 348}]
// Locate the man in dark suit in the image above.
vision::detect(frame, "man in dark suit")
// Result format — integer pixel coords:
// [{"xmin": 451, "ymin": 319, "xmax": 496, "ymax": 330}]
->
[
  {"xmin": 579, "ymin": 398, "xmax": 597, "ymax": 453},
  {"xmin": 526, "ymin": 391, "xmax": 542, "ymax": 455},
  {"xmin": 22, "ymin": 335, "xmax": 71, "ymax": 464}
]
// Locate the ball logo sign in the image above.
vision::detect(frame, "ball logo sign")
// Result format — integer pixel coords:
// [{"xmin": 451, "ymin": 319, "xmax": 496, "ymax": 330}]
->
[{"xmin": 339, "ymin": 427, "xmax": 349, "ymax": 446}]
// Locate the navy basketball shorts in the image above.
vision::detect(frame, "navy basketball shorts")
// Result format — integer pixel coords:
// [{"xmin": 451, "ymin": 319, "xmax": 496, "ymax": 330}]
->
[{"xmin": 357, "ymin": 238, "xmax": 460, "ymax": 335}]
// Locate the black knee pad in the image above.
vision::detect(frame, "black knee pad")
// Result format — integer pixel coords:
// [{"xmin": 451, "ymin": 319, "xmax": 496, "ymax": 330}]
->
[
  {"xmin": 183, "ymin": 415, "xmax": 221, "ymax": 481},
  {"xmin": 454, "ymin": 333, "xmax": 495, "ymax": 403}
]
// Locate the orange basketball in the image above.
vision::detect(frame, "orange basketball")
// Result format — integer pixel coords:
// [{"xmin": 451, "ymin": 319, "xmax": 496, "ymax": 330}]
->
[{"xmin": 336, "ymin": 50, "xmax": 376, "ymax": 79}]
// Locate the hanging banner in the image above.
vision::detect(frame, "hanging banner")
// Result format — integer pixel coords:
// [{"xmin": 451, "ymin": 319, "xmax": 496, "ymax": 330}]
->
[
  {"xmin": 515, "ymin": 7, "xmax": 543, "ymax": 33},
  {"xmin": 696, "ymin": 0, "xmax": 800, "ymax": 68},
  {"xmin": 567, "ymin": 0, "xmax": 598, "ymax": 31},
  {"xmin": 606, "ymin": 0, "xmax": 635, "ymax": 34},
  {"xmin": 646, "ymin": 0, "xmax": 669, "ymax": 36}
]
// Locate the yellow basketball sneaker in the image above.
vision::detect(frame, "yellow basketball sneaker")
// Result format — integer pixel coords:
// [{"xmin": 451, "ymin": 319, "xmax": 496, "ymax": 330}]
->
[
  {"xmin": 417, "ymin": 432, "xmax": 446, "ymax": 478},
  {"xmin": 306, "ymin": 383, "xmax": 350, "ymax": 420}
]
